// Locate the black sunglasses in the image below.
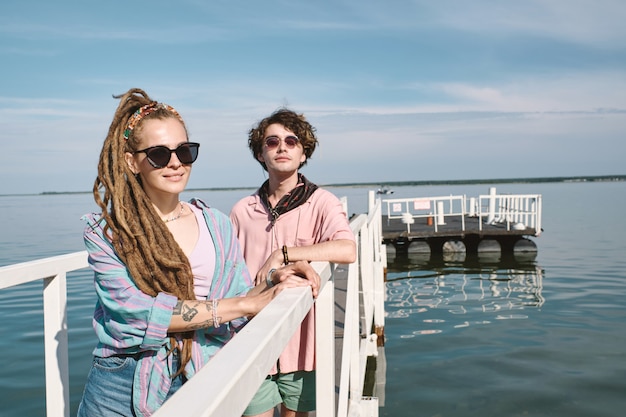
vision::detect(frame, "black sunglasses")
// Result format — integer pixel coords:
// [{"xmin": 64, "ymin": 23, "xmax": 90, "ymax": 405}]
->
[{"xmin": 134, "ymin": 142, "xmax": 200, "ymax": 168}]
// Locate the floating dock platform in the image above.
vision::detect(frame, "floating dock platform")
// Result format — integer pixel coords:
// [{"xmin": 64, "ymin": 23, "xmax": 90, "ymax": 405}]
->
[{"xmin": 379, "ymin": 188, "xmax": 542, "ymax": 254}]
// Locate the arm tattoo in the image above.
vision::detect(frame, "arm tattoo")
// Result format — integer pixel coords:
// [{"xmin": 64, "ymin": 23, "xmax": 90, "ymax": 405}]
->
[
  {"xmin": 173, "ymin": 300, "xmax": 183, "ymax": 315},
  {"xmin": 182, "ymin": 304, "xmax": 199, "ymax": 322},
  {"xmin": 184, "ymin": 319, "xmax": 213, "ymax": 331}
]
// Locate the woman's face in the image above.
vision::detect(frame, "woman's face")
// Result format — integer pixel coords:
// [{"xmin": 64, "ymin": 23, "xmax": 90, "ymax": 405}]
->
[{"xmin": 125, "ymin": 117, "xmax": 192, "ymax": 200}]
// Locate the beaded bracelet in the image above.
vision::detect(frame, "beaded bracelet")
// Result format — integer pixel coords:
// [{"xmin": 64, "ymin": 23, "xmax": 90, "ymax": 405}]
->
[
  {"xmin": 282, "ymin": 245, "xmax": 289, "ymax": 264},
  {"xmin": 266, "ymin": 268, "xmax": 277, "ymax": 288},
  {"xmin": 212, "ymin": 299, "xmax": 220, "ymax": 328}
]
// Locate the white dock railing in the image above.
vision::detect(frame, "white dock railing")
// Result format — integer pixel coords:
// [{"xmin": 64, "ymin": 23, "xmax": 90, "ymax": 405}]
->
[
  {"xmin": 384, "ymin": 195, "xmax": 466, "ymax": 232},
  {"xmin": 0, "ymin": 195, "xmax": 387, "ymax": 417},
  {"xmin": 384, "ymin": 188, "xmax": 542, "ymax": 236},
  {"xmin": 0, "ymin": 251, "xmax": 89, "ymax": 417},
  {"xmin": 477, "ymin": 191, "xmax": 542, "ymax": 235}
]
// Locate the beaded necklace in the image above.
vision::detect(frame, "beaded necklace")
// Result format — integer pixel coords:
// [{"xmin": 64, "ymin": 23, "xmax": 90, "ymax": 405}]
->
[{"xmin": 163, "ymin": 201, "xmax": 184, "ymax": 223}]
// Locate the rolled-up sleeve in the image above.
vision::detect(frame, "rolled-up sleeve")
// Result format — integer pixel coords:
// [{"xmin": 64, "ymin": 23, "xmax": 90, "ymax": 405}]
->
[
  {"xmin": 316, "ymin": 191, "xmax": 356, "ymax": 243},
  {"xmin": 83, "ymin": 216, "xmax": 178, "ymax": 355}
]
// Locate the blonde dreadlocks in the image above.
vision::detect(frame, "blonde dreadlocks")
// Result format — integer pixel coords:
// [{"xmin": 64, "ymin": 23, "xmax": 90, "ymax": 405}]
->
[{"xmin": 93, "ymin": 88, "xmax": 194, "ymax": 377}]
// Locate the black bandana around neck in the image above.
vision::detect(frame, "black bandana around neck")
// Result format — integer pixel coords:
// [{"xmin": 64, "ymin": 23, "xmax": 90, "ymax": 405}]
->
[{"xmin": 259, "ymin": 174, "xmax": 318, "ymax": 224}]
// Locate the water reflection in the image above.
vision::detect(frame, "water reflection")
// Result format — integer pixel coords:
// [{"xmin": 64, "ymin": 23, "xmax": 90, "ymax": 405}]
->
[{"xmin": 385, "ymin": 250, "xmax": 544, "ymax": 336}]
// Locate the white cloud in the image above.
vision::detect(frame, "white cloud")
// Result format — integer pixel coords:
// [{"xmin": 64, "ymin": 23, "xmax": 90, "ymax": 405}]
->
[
  {"xmin": 428, "ymin": 0, "xmax": 626, "ymax": 46},
  {"xmin": 0, "ymin": 0, "xmax": 625, "ymax": 194}
]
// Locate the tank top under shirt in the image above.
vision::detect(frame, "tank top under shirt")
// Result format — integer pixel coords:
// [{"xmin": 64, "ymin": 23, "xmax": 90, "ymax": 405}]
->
[{"xmin": 187, "ymin": 202, "xmax": 216, "ymax": 299}]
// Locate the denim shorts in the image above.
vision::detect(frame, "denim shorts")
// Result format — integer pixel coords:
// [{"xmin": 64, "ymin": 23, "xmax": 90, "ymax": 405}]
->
[
  {"xmin": 243, "ymin": 370, "xmax": 316, "ymax": 415},
  {"xmin": 77, "ymin": 352, "xmax": 184, "ymax": 417}
]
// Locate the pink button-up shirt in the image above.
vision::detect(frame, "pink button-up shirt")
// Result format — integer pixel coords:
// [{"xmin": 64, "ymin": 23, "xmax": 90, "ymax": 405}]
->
[{"xmin": 230, "ymin": 188, "xmax": 355, "ymax": 374}]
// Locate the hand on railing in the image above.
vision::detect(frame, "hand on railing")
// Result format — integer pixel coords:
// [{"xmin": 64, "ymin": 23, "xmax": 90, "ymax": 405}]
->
[
  {"xmin": 245, "ymin": 261, "xmax": 320, "ymax": 320},
  {"xmin": 269, "ymin": 260, "xmax": 320, "ymax": 299}
]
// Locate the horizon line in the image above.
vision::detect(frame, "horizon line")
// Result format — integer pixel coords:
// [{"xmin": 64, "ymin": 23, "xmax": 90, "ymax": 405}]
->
[{"xmin": 1, "ymin": 174, "xmax": 625, "ymax": 197}]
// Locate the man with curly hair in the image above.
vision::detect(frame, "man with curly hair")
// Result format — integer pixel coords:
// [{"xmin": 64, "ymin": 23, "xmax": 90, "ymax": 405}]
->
[{"xmin": 231, "ymin": 108, "xmax": 357, "ymax": 417}]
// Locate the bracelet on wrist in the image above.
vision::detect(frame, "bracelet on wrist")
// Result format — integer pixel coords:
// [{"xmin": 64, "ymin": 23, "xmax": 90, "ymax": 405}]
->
[
  {"xmin": 282, "ymin": 245, "xmax": 289, "ymax": 264},
  {"xmin": 266, "ymin": 268, "xmax": 277, "ymax": 288},
  {"xmin": 212, "ymin": 299, "xmax": 220, "ymax": 328}
]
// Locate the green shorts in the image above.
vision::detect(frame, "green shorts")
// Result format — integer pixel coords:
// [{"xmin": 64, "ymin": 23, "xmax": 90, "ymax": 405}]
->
[{"xmin": 243, "ymin": 370, "xmax": 316, "ymax": 415}]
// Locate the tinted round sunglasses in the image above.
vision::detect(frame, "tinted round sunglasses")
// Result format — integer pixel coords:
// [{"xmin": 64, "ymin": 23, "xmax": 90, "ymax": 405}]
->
[
  {"xmin": 264, "ymin": 135, "xmax": 300, "ymax": 149},
  {"xmin": 133, "ymin": 142, "xmax": 200, "ymax": 168}
]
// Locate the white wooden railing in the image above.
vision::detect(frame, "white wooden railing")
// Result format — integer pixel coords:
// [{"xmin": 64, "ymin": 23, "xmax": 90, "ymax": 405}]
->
[
  {"xmin": 477, "ymin": 191, "xmax": 542, "ymax": 235},
  {"xmin": 383, "ymin": 188, "xmax": 542, "ymax": 236},
  {"xmin": 384, "ymin": 195, "xmax": 466, "ymax": 233},
  {"xmin": 0, "ymin": 251, "xmax": 89, "ymax": 417},
  {"xmin": 0, "ymin": 194, "xmax": 387, "ymax": 417}
]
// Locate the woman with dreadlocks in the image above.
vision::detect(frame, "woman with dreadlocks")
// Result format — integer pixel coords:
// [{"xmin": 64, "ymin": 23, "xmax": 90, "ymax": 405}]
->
[{"xmin": 77, "ymin": 88, "xmax": 319, "ymax": 417}]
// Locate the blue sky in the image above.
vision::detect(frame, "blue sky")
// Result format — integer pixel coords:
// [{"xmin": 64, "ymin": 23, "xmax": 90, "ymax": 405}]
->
[{"xmin": 1, "ymin": 0, "xmax": 625, "ymax": 195}]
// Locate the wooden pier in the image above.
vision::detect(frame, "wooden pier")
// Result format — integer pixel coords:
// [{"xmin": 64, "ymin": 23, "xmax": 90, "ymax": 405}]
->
[
  {"xmin": 380, "ymin": 188, "xmax": 542, "ymax": 254},
  {"xmin": 0, "ymin": 189, "xmax": 542, "ymax": 416},
  {"xmin": 0, "ymin": 197, "xmax": 387, "ymax": 417}
]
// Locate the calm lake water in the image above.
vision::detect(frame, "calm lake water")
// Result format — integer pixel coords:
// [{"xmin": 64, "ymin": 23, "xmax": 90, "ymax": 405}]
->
[{"xmin": 1, "ymin": 181, "xmax": 625, "ymax": 417}]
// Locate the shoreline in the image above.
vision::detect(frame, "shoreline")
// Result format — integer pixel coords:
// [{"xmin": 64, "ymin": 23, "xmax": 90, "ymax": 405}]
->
[{"xmin": 1, "ymin": 174, "xmax": 624, "ymax": 197}]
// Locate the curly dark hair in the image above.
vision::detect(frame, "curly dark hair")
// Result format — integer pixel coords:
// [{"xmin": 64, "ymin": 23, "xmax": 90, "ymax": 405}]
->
[{"xmin": 248, "ymin": 108, "xmax": 318, "ymax": 171}]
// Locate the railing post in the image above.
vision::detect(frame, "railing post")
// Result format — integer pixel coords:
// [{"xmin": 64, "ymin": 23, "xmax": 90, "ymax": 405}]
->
[
  {"xmin": 371, "ymin": 202, "xmax": 385, "ymax": 340},
  {"xmin": 487, "ymin": 187, "xmax": 497, "ymax": 224},
  {"xmin": 315, "ymin": 265, "xmax": 335, "ymax": 417},
  {"xmin": 368, "ymin": 190, "xmax": 375, "ymax": 212},
  {"xmin": 360, "ymin": 222, "xmax": 374, "ymax": 336},
  {"xmin": 43, "ymin": 273, "xmax": 70, "ymax": 417},
  {"xmin": 536, "ymin": 196, "xmax": 542, "ymax": 235},
  {"xmin": 337, "ymin": 232, "xmax": 360, "ymax": 417}
]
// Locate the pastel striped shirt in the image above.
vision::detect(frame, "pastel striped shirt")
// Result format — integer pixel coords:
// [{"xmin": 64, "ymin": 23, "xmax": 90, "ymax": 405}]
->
[{"xmin": 82, "ymin": 198, "xmax": 253, "ymax": 416}]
